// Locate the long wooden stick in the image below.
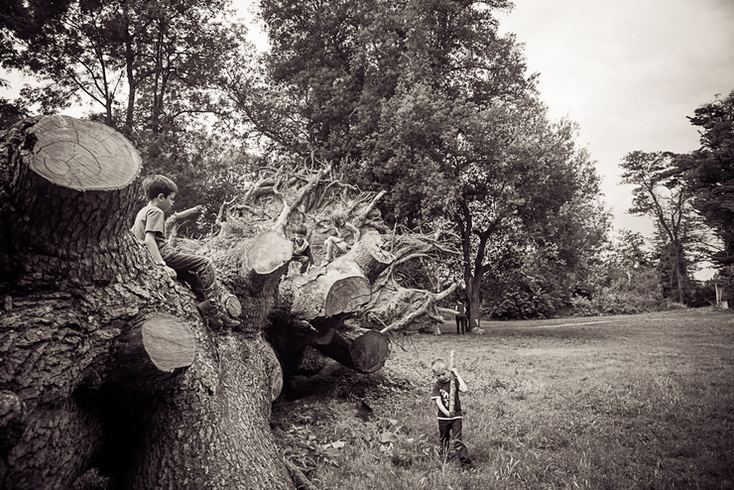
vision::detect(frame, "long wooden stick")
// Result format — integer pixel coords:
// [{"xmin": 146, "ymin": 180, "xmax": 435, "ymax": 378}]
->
[{"xmin": 449, "ymin": 349, "xmax": 455, "ymax": 417}]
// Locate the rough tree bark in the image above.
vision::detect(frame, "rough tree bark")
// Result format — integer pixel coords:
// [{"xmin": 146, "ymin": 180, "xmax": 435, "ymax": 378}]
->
[
  {"xmin": 0, "ymin": 116, "xmax": 292, "ymax": 489},
  {"xmin": 0, "ymin": 115, "xmax": 461, "ymax": 489}
]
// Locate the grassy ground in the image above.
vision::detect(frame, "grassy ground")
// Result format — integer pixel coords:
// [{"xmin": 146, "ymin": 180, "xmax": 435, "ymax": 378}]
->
[{"xmin": 271, "ymin": 309, "xmax": 734, "ymax": 489}]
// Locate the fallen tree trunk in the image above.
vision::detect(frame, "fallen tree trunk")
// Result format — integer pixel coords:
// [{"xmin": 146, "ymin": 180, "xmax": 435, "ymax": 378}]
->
[
  {"xmin": 311, "ymin": 328, "xmax": 390, "ymax": 374},
  {"xmin": 0, "ymin": 116, "xmax": 293, "ymax": 489},
  {"xmin": 110, "ymin": 313, "xmax": 197, "ymax": 376},
  {"xmin": 271, "ymin": 232, "xmax": 394, "ymax": 378},
  {"xmin": 280, "ymin": 232, "xmax": 393, "ymax": 322}
]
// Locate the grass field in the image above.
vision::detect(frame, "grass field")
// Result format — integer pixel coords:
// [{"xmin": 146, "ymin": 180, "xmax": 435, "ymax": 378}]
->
[{"xmin": 271, "ymin": 309, "xmax": 734, "ymax": 489}]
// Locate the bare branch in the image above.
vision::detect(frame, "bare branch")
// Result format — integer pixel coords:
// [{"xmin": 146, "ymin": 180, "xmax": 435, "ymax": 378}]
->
[{"xmin": 380, "ymin": 283, "xmax": 458, "ymax": 333}]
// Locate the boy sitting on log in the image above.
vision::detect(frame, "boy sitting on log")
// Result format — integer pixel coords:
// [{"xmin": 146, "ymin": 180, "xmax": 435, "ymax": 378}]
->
[
  {"xmin": 324, "ymin": 210, "xmax": 360, "ymax": 263},
  {"xmin": 131, "ymin": 175, "xmax": 240, "ymax": 330},
  {"xmin": 292, "ymin": 224, "xmax": 314, "ymax": 274}
]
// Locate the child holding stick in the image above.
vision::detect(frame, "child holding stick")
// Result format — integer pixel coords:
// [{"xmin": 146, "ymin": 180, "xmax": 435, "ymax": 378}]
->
[{"xmin": 430, "ymin": 354, "xmax": 472, "ymax": 468}]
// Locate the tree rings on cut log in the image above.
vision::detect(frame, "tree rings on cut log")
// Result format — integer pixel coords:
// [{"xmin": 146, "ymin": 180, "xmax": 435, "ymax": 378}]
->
[
  {"xmin": 246, "ymin": 230, "xmax": 293, "ymax": 274},
  {"xmin": 324, "ymin": 276, "xmax": 371, "ymax": 317},
  {"xmin": 28, "ymin": 115, "xmax": 140, "ymax": 191},
  {"xmin": 223, "ymin": 294, "xmax": 242, "ymax": 318},
  {"xmin": 141, "ymin": 314, "xmax": 196, "ymax": 372},
  {"xmin": 350, "ymin": 330, "xmax": 390, "ymax": 373}
]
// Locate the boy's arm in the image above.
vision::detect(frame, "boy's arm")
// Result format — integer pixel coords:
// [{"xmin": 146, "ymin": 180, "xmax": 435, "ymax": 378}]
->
[
  {"xmin": 433, "ymin": 396, "xmax": 451, "ymax": 417},
  {"xmin": 346, "ymin": 222, "xmax": 360, "ymax": 242},
  {"xmin": 451, "ymin": 369, "xmax": 468, "ymax": 392},
  {"xmin": 144, "ymin": 232, "xmax": 166, "ymax": 264}
]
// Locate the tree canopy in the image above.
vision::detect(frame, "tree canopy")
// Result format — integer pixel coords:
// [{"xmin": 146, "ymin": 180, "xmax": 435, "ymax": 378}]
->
[
  {"xmin": 251, "ymin": 0, "xmax": 607, "ymax": 322},
  {"xmin": 678, "ymin": 90, "xmax": 734, "ymax": 267},
  {"xmin": 0, "ymin": 0, "xmax": 260, "ymax": 227},
  {"xmin": 620, "ymin": 150, "xmax": 706, "ymax": 302}
]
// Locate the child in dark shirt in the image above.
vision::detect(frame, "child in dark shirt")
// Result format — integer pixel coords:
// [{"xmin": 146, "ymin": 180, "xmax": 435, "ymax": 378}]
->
[{"xmin": 430, "ymin": 358, "xmax": 472, "ymax": 468}]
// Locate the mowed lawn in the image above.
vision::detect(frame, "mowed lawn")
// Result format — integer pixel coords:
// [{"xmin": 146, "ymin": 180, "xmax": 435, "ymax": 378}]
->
[{"xmin": 272, "ymin": 309, "xmax": 734, "ymax": 490}]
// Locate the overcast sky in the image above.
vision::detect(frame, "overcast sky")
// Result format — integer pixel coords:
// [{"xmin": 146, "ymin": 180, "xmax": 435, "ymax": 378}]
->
[{"xmin": 496, "ymin": 0, "xmax": 734, "ymax": 241}]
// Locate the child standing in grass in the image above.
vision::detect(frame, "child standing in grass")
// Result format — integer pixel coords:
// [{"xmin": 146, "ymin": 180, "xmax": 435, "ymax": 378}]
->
[{"xmin": 431, "ymin": 358, "xmax": 473, "ymax": 468}]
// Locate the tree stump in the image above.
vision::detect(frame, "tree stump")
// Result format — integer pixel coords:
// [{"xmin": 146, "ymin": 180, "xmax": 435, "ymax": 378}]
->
[
  {"xmin": 0, "ymin": 116, "xmax": 294, "ymax": 490},
  {"xmin": 0, "ymin": 115, "xmax": 142, "ymax": 289}
]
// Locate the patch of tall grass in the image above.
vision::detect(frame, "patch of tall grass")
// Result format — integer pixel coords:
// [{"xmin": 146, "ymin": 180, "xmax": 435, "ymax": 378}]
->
[{"xmin": 278, "ymin": 310, "xmax": 734, "ymax": 489}]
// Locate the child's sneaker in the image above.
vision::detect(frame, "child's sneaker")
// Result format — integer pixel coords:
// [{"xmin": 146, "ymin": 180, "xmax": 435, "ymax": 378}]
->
[
  {"xmin": 221, "ymin": 315, "xmax": 241, "ymax": 329},
  {"xmin": 198, "ymin": 299, "xmax": 241, "ymax": 331},
  {"xmin": 197, "ymin": 299, "xmax": 223, "ymax": 330}
]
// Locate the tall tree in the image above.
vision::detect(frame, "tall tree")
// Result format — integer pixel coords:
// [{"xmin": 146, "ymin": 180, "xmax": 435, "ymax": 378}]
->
[
  {"xmin": 1, "ymin": 0, "xmax": 261, "ymax": 230},
  {"xmin": 252, "ymin": 0, "xmax": 606, "ymax": 324},
  {"xmin": 678, "ymin": 89, "xmax": 734, "ymax": 267},
  {"xmin": 457, "ymin": 100, "xmax": 606, "ymax": 321},
  {"xmin": 620, "ymin": 150, "xmax": 702, "ymax": 303},
  {"xmin": 1, "ymin": 0, "xmax": 240, "ymax": 131}
]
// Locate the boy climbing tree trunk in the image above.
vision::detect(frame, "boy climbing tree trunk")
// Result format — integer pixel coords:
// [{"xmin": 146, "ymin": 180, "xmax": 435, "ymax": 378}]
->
[{"xmin": 0, "ymin": 116, "xmax": 292, "ymax": 489}]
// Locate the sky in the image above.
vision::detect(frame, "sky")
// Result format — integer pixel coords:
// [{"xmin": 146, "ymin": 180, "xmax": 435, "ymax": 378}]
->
[{"xmin": 496, "ymin": 0, "xmax": 734, "ymax": 242}]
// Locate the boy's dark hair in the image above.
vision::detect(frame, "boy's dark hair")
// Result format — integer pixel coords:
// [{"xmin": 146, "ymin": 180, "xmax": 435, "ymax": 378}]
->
[{"xmin": 142, "ymin": 175, "xmax": 178, "ymax": 201}]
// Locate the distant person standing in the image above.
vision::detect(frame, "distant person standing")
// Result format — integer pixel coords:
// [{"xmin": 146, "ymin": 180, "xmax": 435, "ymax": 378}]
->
[{"xmin": 455, "ymin": 300, "xmax": 467, "ymax": 334}]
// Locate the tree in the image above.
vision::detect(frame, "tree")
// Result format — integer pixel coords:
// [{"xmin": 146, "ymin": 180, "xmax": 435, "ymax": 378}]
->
[
  {"xmin": 251, "ymin": 0, "xmax": 605, "ymax": 324},
  {"xmin": 568, "ymin": 229, "xmax": 663, "ymax": 315},
  {"xmin": 678, "ymin": 90, "xmax": 734, "ymax": 267},
  {"xmin": 620, "ymin": 150, "xmax": 703, "ymax": 303},
  {"xmin": 1, "ymin": 0, "xmax": 258, "ymax": 227},
  {"xmin": 1, "ymin": 0, "xmax": 241, "ymax": 129},
  {"xmin": 0, "ymin": 115, "xmax": 456, "ymax": 488},
  {"xmin": 458, "ymin": 102, "xmax": 606, "ymax": 322}
]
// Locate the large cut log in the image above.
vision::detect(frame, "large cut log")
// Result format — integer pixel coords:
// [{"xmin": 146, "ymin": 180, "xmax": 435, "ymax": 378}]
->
[
  {"xmin": 247, "ymin": 230, "xmax": 294, "ymax": 275},
  {"xmin": 110, "ymin": 313, "xmax": 197, "ymax": 377},
  {"xmin": 311, "ymin": 329, "xmax": 390, "ymax": 374},
  {"xmin": 0, "ymin": 116, "xmax": 294, "ymax": 490},
  {"xmin": 271, "ymin": 232, "xmax": 394, "ymax": 378},
  {"xmin": 0, "ymin": 115, "xmax": 142, "ymax": 289},
  {"xmin": 279, "ymin": 232, "xmax": 394, "ymax": 323}
]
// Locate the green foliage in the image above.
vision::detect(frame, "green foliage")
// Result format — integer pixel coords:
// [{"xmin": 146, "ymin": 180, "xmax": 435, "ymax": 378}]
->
[
  {"xmin": 1, "ymin": 0, "xmax": 265, "ymax": 232},
  {"xmin": 2, "ymin": 0, "xmax": 241, "ymax": 127},
  {"xmin": 484, "ymin": 277, "xmax": 559, "ymax": 320},
  {"xmin": 679, "ymin": 89, "xmax": 734, "ymax": 267},
  {"xmin": 620, "ymin": 150, "xmax": 705, "ymax": 303},
  {"xmin": 257, "ymin": 0, "xmax": 531, "ymax": 217}
]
